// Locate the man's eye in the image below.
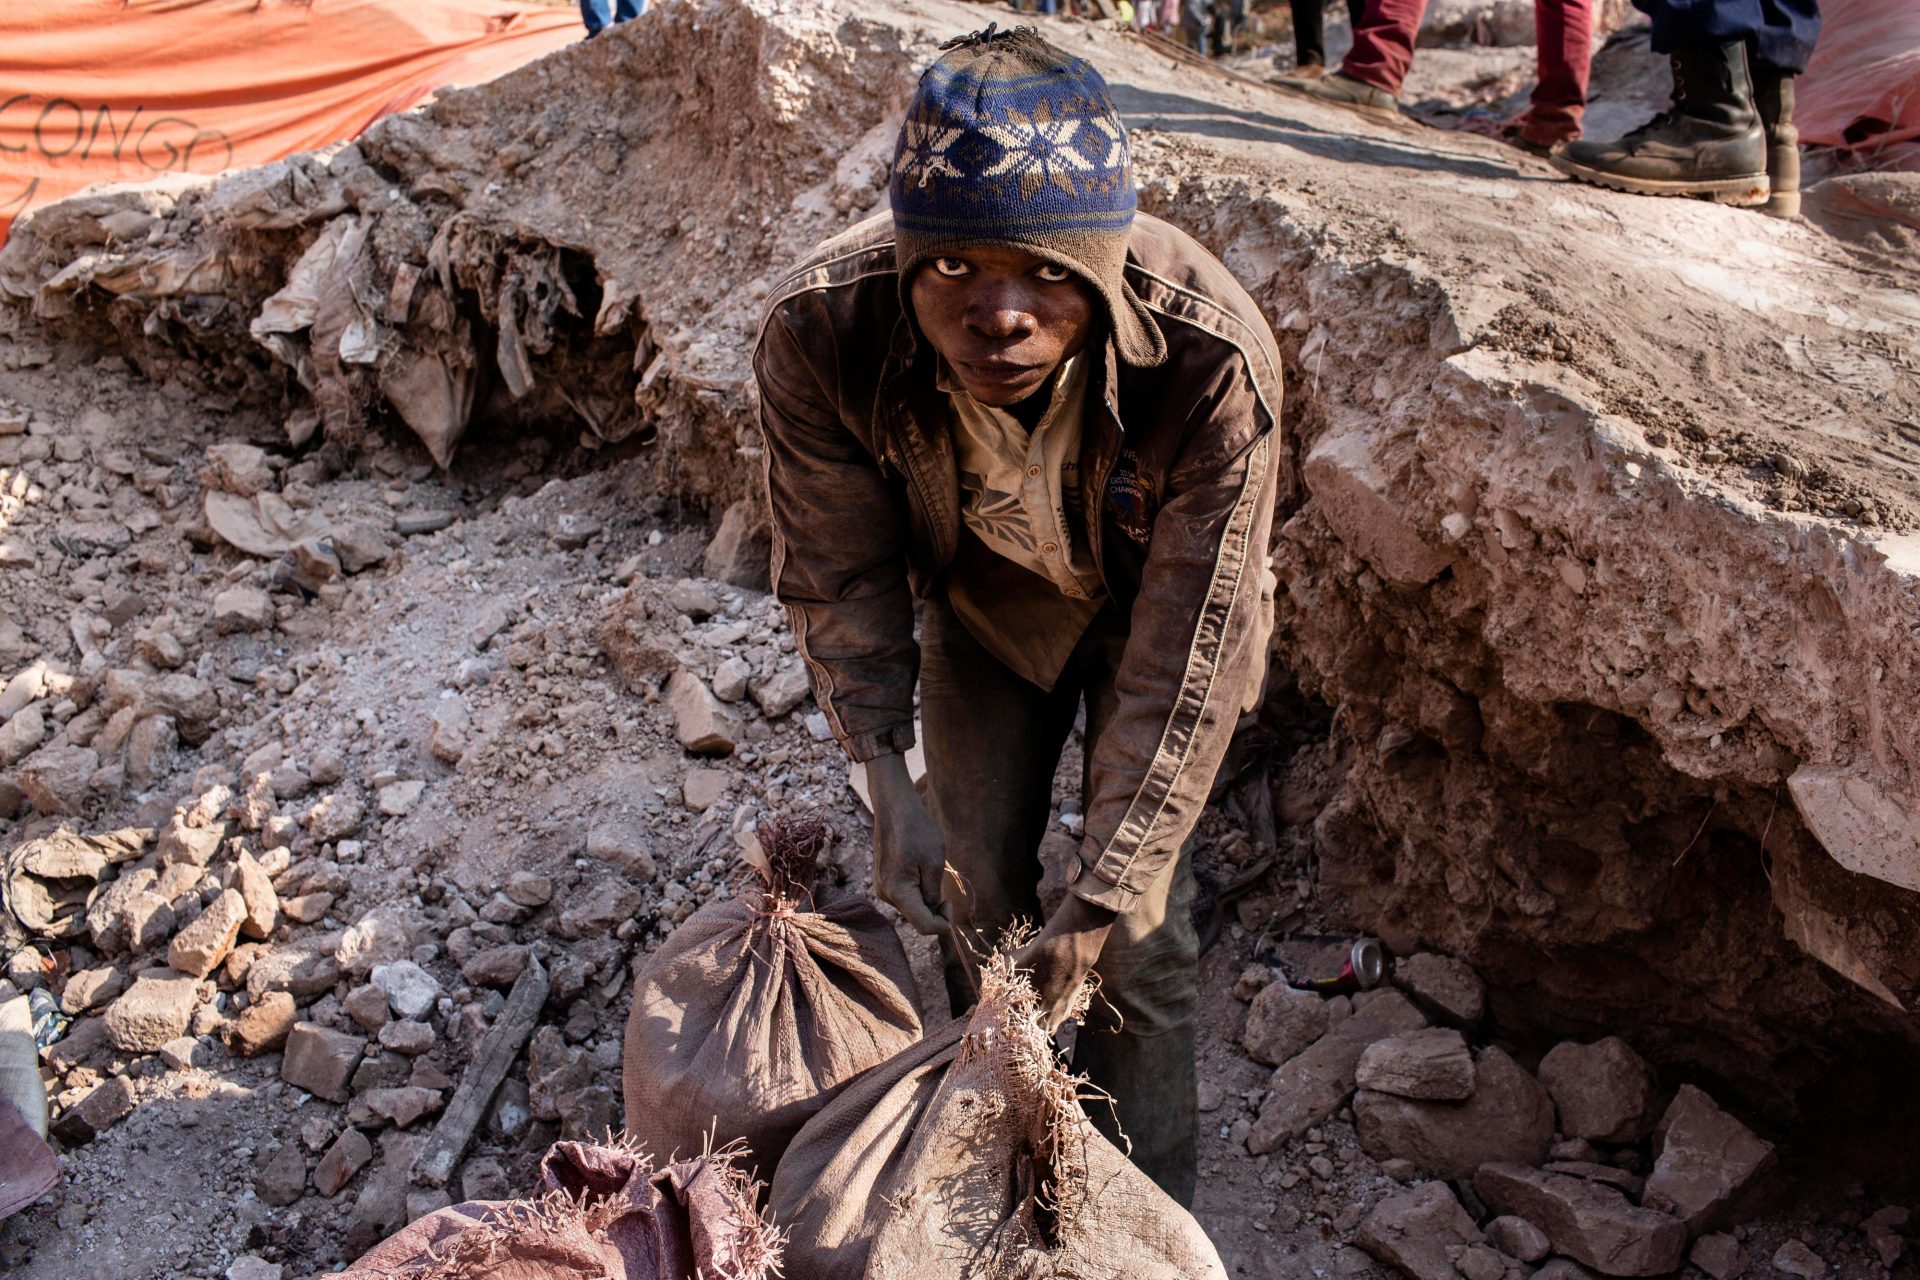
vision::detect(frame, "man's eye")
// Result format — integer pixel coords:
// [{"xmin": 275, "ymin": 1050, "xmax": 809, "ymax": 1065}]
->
[
  {"xmin": 933, "ymin": 258, "xmax": 971, "ymax": 277},
  {"xmin": 1034, "ymin": 263, "xmax": 1072, "ymax": 283}
]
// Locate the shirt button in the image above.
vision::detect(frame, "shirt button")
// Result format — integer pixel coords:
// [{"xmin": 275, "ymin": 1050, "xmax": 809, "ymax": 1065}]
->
[
  {"xmin": 1027, "ymin": 465, "xmax": 1042, "ymax": 478},
  {"xmin": 1042, "ymin": 542, "xmax": 1058, "ymax": 555}
]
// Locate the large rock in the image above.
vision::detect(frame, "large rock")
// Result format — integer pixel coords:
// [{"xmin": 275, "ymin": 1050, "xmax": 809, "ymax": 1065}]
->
[
  {"xmin": 1248, "ymin": 989, "xmax": 1427, "ymax": 1153},
  {"xmin": 247, "ymin": 932, "xmax": 345, "ymax": 1000},
  {"xmin": 1475, "ymin": 1163, "xmax": 1686, "ymax": 1278},
  {"xmin": 0, "ymin": 702, "xmax": 44, "ymax": 765},
  {"xmin": 664, "ymin": 669, "xmax": 740, "ymax": 756},
  {"xmin": 49, "ymin": 1075, "xmax": 136, "ymax": 1144},
  {"xmin": 167, "ymin": 888, "xmax": 247, "ymax": 978},
  {"xmin": 212, "ymin": 585, "xmax": 274, "ymax": 634},
  {"xmin": 701, "ymin": 497, "xmax": 771, "ymax": 591},
  {"xmin": 281, "ymin": 1022, "xmax": 366, "ymax": 1102},
  {"xmin": 1354, "ymin": 1045, "xmax": 1554, "ymax": 1178},
  {"xmin": 1641, "ymin": 1085, "xmax": 1776, "ymax": 1234},
  {"xmin": 371, "ymin": 959, "xmax": 441, "ymax": 1020},
  {"xmin": 314, "ymin": 1126, "xmax": 374, "ymax": 1197},
  {"xmin": 18, "ymin": 744, "xmax": 98, "ymax": 813},
  {"xmin": 104, "ymin": 972, "xmax": 200, "ymax": 1053},
  {"xmin": 1242, "ymin": 981, "xmax": 1330, "ymax": 1066},
  {"xmin": 1393, "ymin": 952, "xmax": 1486, "ymax": 1027},
  {"xmin": 225, "ymin": 990, "xmax": 297, "ymax": 1057},
  {"xmin": 1487, "ymin": 1215, "xmax": 1553, "ymax": 1264},
  {"xmin": 1538, "ymin": 1037, "xmax": 1659, "ymax": 1143},
  {"xmin": 234, "ymin": 850, "xmax": 280, "ymax": 940},
  {"xmin": 336, "ymin": 907, "xmax": 413, "ymax": 975},
  {"xmin": 750, "ymin": 662, "xmax": 811, "ymax": 719},
  {"xmin": 86, "ymin": 868, "xmax": 176, "ymax": 955},
  {"xmin": 1356, "ymin": 1182, "xmax": 1482, "ymax": 1280},
  {"xmin": 429, "ymin": 697, "xmax": 471, "ymax": 764},
  {"xmin": 1355, "ymin": 1027, "xmax": 1475, "ymax": 1100}
]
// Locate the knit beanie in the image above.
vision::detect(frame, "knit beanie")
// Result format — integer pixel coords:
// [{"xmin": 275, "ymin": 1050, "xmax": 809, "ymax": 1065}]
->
[{"xmin": 889, "ymin": 26, "xmax": 1166, "ymax": 367}]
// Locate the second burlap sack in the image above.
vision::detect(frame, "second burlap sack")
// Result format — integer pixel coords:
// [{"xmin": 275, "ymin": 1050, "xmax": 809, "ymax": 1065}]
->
[
  {"xmin": 338, "ymin": 1138, "xmax": 778, "ymax": 1280},
  {"xmin": 621, "ymin": 815, "xmax": 923, "ymax": 1176},
  {"xmin": 771, "ymin": 956, "xmax": 1228, "ymax": 1280}
]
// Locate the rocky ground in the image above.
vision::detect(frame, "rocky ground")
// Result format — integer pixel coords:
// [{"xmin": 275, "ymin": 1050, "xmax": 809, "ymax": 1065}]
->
[{"xmin": 2, "ymin": 1, "xmax": 1919, "ymax": 1278}]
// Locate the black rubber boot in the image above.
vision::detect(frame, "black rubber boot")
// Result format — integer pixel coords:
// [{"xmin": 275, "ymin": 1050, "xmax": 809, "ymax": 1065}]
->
[
  {"xmin": 1751, "ymin": 63, "xmax": 1801, "ymax": 218},
  {"xmin": 1550, "ymin": 40, "xmax": 1768, "ymax": 206}
]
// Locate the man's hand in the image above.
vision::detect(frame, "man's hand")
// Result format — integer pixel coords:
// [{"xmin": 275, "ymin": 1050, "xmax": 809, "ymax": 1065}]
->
[
  {"xmin": 867, "ymin": 752, "xmax": 949, "ymax": 936},
  {"xmin": 1014, "ymin": 892, "xmax": 1117, "ymax": 1033}
]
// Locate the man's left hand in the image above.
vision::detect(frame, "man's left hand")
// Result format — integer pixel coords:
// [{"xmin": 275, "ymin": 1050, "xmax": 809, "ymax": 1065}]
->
[{"xmin": 1013, "ymin": 892, "xmax": 1117, "ymax": 1032}]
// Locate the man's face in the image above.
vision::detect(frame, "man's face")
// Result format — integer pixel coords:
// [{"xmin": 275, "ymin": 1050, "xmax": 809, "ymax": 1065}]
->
[{"xmin": 909, "ymin": 244, "xmax": 1097, "ymax": 408}]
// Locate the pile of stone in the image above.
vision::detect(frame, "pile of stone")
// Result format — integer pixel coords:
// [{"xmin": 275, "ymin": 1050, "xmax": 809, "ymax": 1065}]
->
[
  {"xmin": 1230, "ymin": 953, "xmax": 1898, "ymax": 1280},
  {"xmin": 0, "ymin": 391, "xmax": 868, "ymax": 1275}
]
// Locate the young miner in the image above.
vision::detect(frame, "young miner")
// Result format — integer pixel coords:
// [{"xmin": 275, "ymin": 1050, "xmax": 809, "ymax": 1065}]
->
[{"xmin": 754, "ymin": 27, "xmax": 1283, "ymax": 1203}]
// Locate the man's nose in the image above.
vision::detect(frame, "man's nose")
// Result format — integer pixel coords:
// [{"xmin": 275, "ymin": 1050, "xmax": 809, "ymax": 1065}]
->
[{"xmin": 964, "ymin": 288, "xmax": 1037, "ymax": 340}]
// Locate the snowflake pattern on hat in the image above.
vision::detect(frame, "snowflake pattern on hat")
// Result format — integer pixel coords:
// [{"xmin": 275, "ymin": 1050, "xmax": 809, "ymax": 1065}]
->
[{"xmin": 890, "ymin": 32, "xmax": 1136, "ymax": 239}]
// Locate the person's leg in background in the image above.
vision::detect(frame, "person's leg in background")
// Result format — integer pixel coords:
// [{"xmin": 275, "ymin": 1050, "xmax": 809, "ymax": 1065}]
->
[
  {"xmin": 579, "ymin": 0, "xmax": 612, "ymax": 37},
  {"xmin": 1744, "ymin": 0, "xmax": 1819, "ymax": 216},
  {"xmin": 615, "ymin": 0, "xmax": 645, "ymax": 19},
  {"xmin": 1182, "ymin": 0, "xmax": 1213, "ymax": 53},
  {"xmin": 919, "ymin": 597, "xmax": 1081, "ymax": 1014},
  {"xmin": 1274, "ymin": 0, "xmax": 1426, "ymax": 119},
  {"xmin": 1288, "ymin": 0, "xmax": 1332, "ymax": 73},
  {"xmin": 1341, "ymin": 0, "xmax": 1431, "ymax": 97},
  {"xmin": 1508, "ymin": 0, "xmax": 1595, "ymax": 150},
  {"xmin": 1553, "ymin": 0, "xmax": 1817, "ymax": 210}
]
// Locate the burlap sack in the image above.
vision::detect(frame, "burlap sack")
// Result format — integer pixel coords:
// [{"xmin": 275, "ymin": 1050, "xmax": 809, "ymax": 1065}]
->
[
  {"xmin": 771, "ymin": 959, "xmax": 1228, "ymax": 1280},
  {"xmin": 621, "ymin": 816, "xmax": 922, "ymax": 1176},
  {"xmin": 338, "ymin": 1138, "xmax": 778, "ymax": 1280}
]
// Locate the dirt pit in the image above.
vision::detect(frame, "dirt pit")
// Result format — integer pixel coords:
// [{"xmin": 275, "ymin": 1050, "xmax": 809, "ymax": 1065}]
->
[{"xmin": 2, "ymin": 1, "xmax": 1919, "ymax": 1277}]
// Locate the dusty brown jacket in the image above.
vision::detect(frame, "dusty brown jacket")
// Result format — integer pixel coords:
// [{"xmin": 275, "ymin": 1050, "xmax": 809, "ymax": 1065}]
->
[{"xmin": 754, "ymin": 210, "xmax": 1284, "ymax": 914}]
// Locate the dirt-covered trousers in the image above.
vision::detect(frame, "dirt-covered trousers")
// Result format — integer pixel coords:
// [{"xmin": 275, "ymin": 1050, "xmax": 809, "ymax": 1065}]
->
[
  {"xmin": 920, "ymin": 593, "xmax": 1200, "ymax": 1207},
  {"xmin": 1342, "ymin": 0, "xmax": 1595, "ymax": 136}
]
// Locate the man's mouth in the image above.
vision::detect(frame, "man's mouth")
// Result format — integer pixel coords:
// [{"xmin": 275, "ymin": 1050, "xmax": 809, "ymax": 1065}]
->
[{"xmin": 959, "ymin": 358, "xmax": 1041, "ymax": 385}]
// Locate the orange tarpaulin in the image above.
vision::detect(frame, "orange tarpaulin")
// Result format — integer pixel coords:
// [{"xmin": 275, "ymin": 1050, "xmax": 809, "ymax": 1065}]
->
[{"xmin": 0, "ymin": 0, "xmax": 582, "ymax": 241}]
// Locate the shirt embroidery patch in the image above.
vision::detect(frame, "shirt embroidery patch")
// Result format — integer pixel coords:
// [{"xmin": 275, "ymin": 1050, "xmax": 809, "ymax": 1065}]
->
[{"xmin": 1106, "ymin": 449, "xmax": 1155, "ymax": 546}]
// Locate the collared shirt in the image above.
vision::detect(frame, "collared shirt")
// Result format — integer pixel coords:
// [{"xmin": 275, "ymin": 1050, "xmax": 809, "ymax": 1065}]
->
[{"xmin": 938, "ymin": 349, "xmax": 1109, "ymax": 689}]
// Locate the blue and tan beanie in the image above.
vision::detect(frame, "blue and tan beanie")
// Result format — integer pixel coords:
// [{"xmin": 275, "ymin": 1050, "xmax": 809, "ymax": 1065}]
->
[{"xmin": 890, "ymin": 26, "xmax": 1166, "ymax": 366}]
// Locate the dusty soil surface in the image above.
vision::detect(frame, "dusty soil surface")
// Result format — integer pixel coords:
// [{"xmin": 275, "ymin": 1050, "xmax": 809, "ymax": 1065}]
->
[{"xmin": 3, "ymin": 1, "xmax": 1919, "ymax": 1277}]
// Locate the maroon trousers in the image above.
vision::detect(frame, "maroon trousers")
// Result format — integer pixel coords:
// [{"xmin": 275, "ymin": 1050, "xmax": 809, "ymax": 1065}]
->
[{"xmin": 1342, "ymin": 0, "xmax": 1595, "ymax": 140}]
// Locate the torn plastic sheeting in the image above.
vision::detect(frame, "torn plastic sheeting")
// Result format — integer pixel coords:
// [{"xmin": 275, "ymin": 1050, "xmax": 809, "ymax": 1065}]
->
[
  {"xmin": 1, "ymin": 827, "xmax": 152, "ymax": 942},
  {"xmin": 252, "ymin": 215, "xmax": 366, "ymax": 338},
  {"xmin": 1799, "ymin": 0, "xmax": 1920, "ymax": 169},
  {"xmin": 204, "ymin": 490, "xmax": 333, "ymax": 558},
  {"xmin": 0, "ymin": 997, "xmax": 59, "ymax": 1221}
]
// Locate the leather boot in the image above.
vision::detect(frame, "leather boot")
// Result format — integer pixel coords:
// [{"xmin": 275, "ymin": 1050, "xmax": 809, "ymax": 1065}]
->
[
  {"xmin": 1551, "ymin": 40, "xmax": 1768, "ymax": 206},
  {"xmin": 1751, "ymin": 62, "xmax": 1801, "ymax": 218}
]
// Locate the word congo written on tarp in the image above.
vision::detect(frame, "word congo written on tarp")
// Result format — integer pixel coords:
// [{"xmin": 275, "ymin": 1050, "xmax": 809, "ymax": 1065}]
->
[{"xmin": 0, "ymin": 0, "xmax": 581, "ymax": 241}]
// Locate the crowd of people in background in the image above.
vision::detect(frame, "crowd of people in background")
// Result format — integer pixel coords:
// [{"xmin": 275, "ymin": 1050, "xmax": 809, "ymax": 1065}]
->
[
  {"xmin": 1011, "ymin": 0, "xmax": 1248, "ymax": 57},
  {"xmin": 1005, "ymin": 0, "xmax": 1817, "ymax": 215}
]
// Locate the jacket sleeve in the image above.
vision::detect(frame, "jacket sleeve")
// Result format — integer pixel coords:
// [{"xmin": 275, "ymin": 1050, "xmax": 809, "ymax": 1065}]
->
[
  {"xmin": 754, "ymin": 294, "xmax": 919, "ymax": 763},
  {"xmin": 1069, "ymin": 355, "xmax": 1280, "ymax": 913}
]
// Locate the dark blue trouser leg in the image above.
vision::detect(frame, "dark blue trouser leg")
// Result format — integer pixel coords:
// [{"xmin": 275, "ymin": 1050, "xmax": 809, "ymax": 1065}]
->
[
  {"xmin": 580, "ymin": 0, "xmax": 611, "ymax": 36},
  {"xmin": 1631, "ymin": 0, "xmax": 1821, "ymax": 73}
]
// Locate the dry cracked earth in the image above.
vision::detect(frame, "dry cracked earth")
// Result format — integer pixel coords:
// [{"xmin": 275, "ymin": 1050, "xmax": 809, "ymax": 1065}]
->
[{"xmin": 2, "ymin": 1, "xmax": 1919, "ymax": 1278}]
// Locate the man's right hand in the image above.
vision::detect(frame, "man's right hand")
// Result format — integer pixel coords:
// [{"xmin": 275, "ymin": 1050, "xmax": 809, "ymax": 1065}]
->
[{"xmin": 866, "ymin": 751, "xmax": 949, "ymax": 936}]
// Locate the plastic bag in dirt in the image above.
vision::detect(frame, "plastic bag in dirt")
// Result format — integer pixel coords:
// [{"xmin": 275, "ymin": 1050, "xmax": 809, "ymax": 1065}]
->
[
  {"xmin": 621, "ymin": 815, "xmax": 922, "ymax": 1178},
  {"xmin": 770, "ymin": 958, "xmax": 1227, "ymax": 1280},
  {"xmin": 337, "ymin": 1138, "xmax": 780, "ymax": 1279},
  {"xmin": 0, "ymin": 996, "xmax": 59, "ymax": 1221}
]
